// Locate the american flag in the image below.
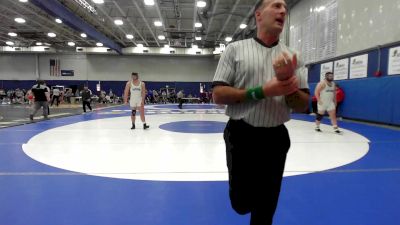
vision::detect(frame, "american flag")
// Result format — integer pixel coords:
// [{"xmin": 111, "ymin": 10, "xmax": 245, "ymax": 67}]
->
[{"xmin": 50, "ymin": 59, "xmax": 61, "ymax": 76}]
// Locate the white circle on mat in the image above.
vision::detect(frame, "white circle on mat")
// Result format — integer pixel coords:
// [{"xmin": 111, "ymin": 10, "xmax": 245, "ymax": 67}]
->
[{"xmin": 22, "ymin": 114, "xmax": 369, "ymax": 181}]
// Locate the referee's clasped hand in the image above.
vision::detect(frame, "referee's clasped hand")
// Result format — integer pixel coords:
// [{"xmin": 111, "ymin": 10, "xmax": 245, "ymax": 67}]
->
[
  {"xmin": 273, "ymin": 52, "xmax": 297, "ymax": 81},
  {"xmin": 262, "ymin": 76, "xmax": 299, "ymax": 97}
]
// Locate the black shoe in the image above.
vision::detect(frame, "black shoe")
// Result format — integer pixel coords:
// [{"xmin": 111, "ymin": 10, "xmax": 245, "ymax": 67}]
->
[
  {"xmin": 29, "ymin": 114, "xmax": 33, "ymax": 120},
  {"xmin": 131, "ymin": 124, "xmax": 135, "ymax": 130},
  {"xmin": 315, "ymin": 127, "xmax": 322, "ymax": 132},
  {"xmin": 143, "ymin": 124, "xmax": 149, "ymax": 130},
  {"xmin": 334, "ymin": 129, "xmax": 342, "ymax": 134}
]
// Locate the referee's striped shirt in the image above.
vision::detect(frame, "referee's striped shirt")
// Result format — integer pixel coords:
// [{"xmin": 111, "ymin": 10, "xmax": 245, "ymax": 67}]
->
[{"xmin": 212, "ymin": 37, "xmax": 309, "ymax": 127}]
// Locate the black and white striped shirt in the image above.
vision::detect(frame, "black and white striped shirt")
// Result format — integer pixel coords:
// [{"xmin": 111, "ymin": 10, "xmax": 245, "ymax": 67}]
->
[{"xmin": 213, "ymin": 37, "xmax": 308, "ymax": 127}]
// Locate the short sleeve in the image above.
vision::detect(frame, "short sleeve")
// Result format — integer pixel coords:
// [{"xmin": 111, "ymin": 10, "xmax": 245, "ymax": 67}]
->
[{"xmin": 212, "ymin": 44, "xmax": 236, "ymax": 86}]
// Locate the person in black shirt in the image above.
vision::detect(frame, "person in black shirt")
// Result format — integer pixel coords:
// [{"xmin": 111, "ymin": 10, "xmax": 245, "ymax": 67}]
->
[
  {"xmin": 30, "ymin": 80, "xmax": 50, "ymax": 120},
  {"xmin": 81, "ymin": 86, "xmax": 92, "ymax": 113}
]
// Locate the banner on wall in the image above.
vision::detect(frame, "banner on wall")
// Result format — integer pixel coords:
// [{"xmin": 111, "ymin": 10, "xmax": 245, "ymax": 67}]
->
[
  {"xmin": 61, "ymin": 70, "xmax": 74, "ymax": 76},
  {"xmin": 334, "ymin": 58, "xmax": 349, "ymax": 80},
  {"xmin": 49, "ymin": 59, "xmax": 60, "ymax": 76},
  {"xmin": 350, "ymin": 54, "xmax": 368, "ymax": 79},
  {"xmin": 320, "ymin": 62, "xmax": 333, "ymax": 81},
  {"xmin": 388, "ymin": 46, "xmax": 400, "ymax": 75}
]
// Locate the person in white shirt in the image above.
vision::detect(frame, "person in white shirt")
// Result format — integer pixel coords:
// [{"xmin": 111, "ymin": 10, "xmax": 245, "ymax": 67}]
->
[
  {"xmin": 314, "ymin": 72, "xmax": 341, "ymax": 133},
  {"xmin": 51, "ymin": 87, "xmax": 60, "ymax": 106},
  {"xmin": 177, "ymin": 90, "xmax": 184, "ymax": 109},
  {"xmin": 123, "ymin": 72, "xmax": 149, "ymax": 130}
]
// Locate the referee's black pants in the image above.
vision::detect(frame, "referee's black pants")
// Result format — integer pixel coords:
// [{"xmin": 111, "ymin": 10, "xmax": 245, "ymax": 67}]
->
[{"xmin": 223, "ymin": 119, "xmax": 290, "ymax": 225}]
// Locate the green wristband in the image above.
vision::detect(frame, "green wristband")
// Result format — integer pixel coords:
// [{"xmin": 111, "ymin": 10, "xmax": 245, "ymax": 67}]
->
[{"xmin": 246, "ymin": 86, "xmax": 265, "ymax": 100}]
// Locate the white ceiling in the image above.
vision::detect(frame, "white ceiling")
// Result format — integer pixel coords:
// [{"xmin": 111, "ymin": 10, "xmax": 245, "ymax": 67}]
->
[{"xmin": 0, "ymin": 0, "xmax": 301, "ymax": 51}]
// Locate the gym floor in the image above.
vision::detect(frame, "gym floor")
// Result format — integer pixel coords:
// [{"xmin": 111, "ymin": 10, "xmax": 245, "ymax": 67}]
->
[
  {"xmin": 0, "ymin": 102, "xmax": 119, "ymax": 128},
  {"xmin": 0, "ymin": 104, "xmax": 399, "ymax": 225}
]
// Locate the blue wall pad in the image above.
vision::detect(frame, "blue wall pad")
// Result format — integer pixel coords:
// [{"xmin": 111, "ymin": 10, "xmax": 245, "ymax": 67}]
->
[
  {"xmin": 309, "ymin": 76, "xmax": 400, "ymax": 125},
  {"xmin": 307, "ymin": 44, "xmax": 400, "ymax": 125}
]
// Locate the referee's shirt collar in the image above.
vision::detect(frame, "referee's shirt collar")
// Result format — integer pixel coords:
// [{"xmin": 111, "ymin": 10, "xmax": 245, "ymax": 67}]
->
[{"xmin": 253, "ymin": 37, "xmax": 279, "ymax": 48}]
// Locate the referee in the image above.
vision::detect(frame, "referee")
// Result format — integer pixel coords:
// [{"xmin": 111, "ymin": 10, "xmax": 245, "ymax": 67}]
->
[{"xmin": 212, "ymin": 0, "xmax": 310, "ymax": 224}]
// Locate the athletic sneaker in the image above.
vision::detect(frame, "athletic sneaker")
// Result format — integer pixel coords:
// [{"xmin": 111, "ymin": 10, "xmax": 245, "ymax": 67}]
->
[
  {"xmin": 131, "ymin": 124, "xmax": 135, "ymax": 130},
  {"xmin": 334, "ymin": 128, "xmax": 342, "ymax": 134},
  {"xmin": 143, "ymin": 124, "xmax": 149, "ymax": 130},
  {"xmin": 315, "ymin": 127, "xmax": 322, "ymax": 132}
]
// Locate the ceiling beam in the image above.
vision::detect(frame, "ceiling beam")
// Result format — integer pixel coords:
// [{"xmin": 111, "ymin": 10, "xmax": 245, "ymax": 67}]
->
[
  {"xmin": 0, "ymin": 3, "xmax": 90, "ymax": 47},
  {"xmin": 29, "ymin": 0, "xmax": 122, "ymax": 54},
  {"xmin": 64, "ymin": 1, "xmax": 128, "ymax": 46},
  {"xmin": 216, "ymin": 0, "xmax": 242, "ymax": 41},
  {"xmin": 130, "ymin": 0, "xmax": 160, "ymax": 47},
  {"xmin": 112, "ymin": 1, "xmax": 144, "ymax": 46},
  {"xmin": 230, "ymin": 2, "xmax": 257, "ymax": 40},
  {"xmin": 4, "ymin": 1, "xmax": 90, "ymax": 43},
  {"xmin": 159, "ymin": 0, "xmax": 175, "ymax": 45},
  {"xmin": 95, "ymin": 6, "xmax": 128, "ymax": 46},
  {"xmin": 204, "ymin": 0, "xmax": 220, "ymax": 43},
  {"xmin": 192, "ymin": 0, "xmax": 198, "ymax": 38}
]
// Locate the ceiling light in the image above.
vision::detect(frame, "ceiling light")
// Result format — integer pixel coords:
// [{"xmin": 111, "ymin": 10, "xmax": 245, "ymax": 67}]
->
[
  {"xmin": 14, "ymin": 18, "xmax": 26, "ymax": 23},
  {"xmin": 225, "ymin": 37, "xmax": 232, "ymax": 42},
  {"xmin": 114, "ymin": 19, "xmax": 123, "ymax": 25},
  {"xmin": 137, "ymin": 44, "xmax": 144, "ymax": 48},
  {"xmin": 195, "ymin": 36, "xmax": 202, "ymax": 40},
  {"xmin": 126, "ymin": 34, "xmax": 134, "ymax": 39},
  {"xmin": 55, "ymin": 18, "xmax": 62, "ymax": 23},
  {"xmin": 81, "ymin": 33, "xmax": 87, "ymax": 38},
  {"xmin": 196, "ymin": 1, "xmax": 206, "ymax": 8},
  {"xmin": 19, "ymin": 0, "xmax": 28, "ymax": 2},
  {"xmin": 92, "ymin": 0, "xmax": 104, "ymax": 4},
  {"xmin": 144, "ymin": 0, "xmax": 154, "ymax": 6},
  {"xmin": 68, "ymin": 42, "xmax": 75, "ymax": 46},
  {"xmin": 158, "ymin": 35, "xmax": 165, "ymax": 40},
  {"xmin": 195, "ymin": 22, "xmax": 202, "ymax": 28},
  {"xmin": 154, "ymin": 21, "xmax": 162, "ymax": 27},
  {"xmin": 8, "ymin": 32, "xmax": 17, "ymax": 37},
  {"xmin": 36, "ymin": 42, "xmax": 42, "ymax": 46},
  {"xmin": 239, "ymin": 24, "xmax": 247, "ymax": 29},
  {"xmin": 96, "ymin": 42, "xmax": 103, "ymax": 47},
  {"xmin": 6, "ymin": 41, "xmax": 14, "ymax": 46},
  {"xmin": 47, "ymin": 32, "xmax": 56, "ymax": 37}
]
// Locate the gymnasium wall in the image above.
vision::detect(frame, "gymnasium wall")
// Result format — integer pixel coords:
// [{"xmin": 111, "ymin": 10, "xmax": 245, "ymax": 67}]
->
[
  {"xmin": 289, "ymin": 0, "xmax": 400, "ymax": 62},
  {"xmin": 291, "ymin": 0, "xmax": 400, "ymax": 125},
  {"xmin": 336, "ymin": 0, "xmax": 400, "ymax": 56},
  {"xmin": 0, "ymin": 53, "xmax": 218, "ymax": 82},
  {"xmin": 0, "ymin": 53, "xmax": 217, "ymax": 96},
  {"xmin": 0, "ymin": 54, "xmax": 37, "ymax": 80},
  {"xmin": 308, "ymin": 44, "xmax": 400, "ymax": 126}
]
